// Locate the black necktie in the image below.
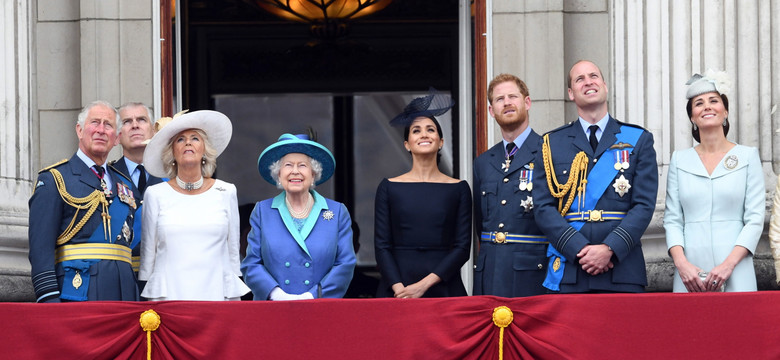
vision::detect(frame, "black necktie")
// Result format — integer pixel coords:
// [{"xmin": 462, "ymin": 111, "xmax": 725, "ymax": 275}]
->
[
  {"xmin": 506, "ymin": 142, "xmax": 517, "ymax": 160},
  {"xmin": 92, "ymin": 165, "xmax": 105, "ymax": 179},
  {"xmin": 588, "ymin": 125, "xmax": 599, "ymax": 151},
  {"xmin": 137, "ymin": 165, "xmax": 147, "ymax": 194}
]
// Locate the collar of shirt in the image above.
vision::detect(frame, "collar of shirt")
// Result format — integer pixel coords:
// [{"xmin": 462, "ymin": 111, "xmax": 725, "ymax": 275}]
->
[
  {"xmin": 502, "ymin": 126, "xmax": 533, "ymax": 151},
  {"xmin": 123, "ymin": 157, "xmax": 143, "ymax": 185},
  {"xmin": 578, "ymin": 114, "xmax": 610, "ymax": 142},
  {"xmin": 76, "ymin": 149, "xmax": 113, "ymax": 190}
]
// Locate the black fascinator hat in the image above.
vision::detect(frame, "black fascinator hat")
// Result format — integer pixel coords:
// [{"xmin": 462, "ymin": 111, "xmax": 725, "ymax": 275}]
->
[{"xmin": 389, "ymin": 87, "xmax": 455, "ymax": 127}]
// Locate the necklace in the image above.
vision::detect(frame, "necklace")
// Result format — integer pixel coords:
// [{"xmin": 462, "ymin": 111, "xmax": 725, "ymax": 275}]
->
[
  {"xmin": 176, "ymin": 176, "xmax": 204, "ymax": 191},
  {"xmin": 286, "ymin": 193, "xmax": 313, "ymax": 219}
]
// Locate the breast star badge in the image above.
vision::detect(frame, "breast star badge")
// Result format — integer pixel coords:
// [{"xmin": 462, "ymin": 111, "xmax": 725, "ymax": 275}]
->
[
  {"xmin": 520, "ymin": 196, "xmax": 533, "ymax": 212},
  {"xmin": 612, "ymin": 175, "xmax": 631, "ymax": 197}
]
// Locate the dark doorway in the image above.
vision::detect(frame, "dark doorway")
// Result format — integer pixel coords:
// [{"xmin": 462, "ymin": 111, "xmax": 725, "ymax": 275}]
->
[{"xmin": 180, "ymin": 0, "xmax": 462, "ymax": 267}]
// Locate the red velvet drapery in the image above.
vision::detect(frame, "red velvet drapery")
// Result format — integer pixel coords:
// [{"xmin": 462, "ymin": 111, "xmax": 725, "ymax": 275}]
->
[{"xmin": 6, "ymin": 292, "xmax": 779, "ymax": 359}]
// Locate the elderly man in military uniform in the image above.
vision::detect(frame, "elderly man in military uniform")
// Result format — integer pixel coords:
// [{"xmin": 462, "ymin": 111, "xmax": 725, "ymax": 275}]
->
[
  {"xmin": 111, "ymin": 102, "xmax": 163, "ymax": 274},
  {"xmin": 29, "ymin": 100, "xmax": 141, "ymax": 302},
  {"xmin": 472, "ymin": 74, "xmax": 548, "ymax": 297},
  {"xmin": 532, "ymin": 60, "xmax": 658, "ymax": 293}
]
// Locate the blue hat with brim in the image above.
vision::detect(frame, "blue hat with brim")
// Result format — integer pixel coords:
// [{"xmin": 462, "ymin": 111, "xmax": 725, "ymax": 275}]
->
[{"xmin": 257, "ymin": 133, "xmax": 336, "ymax": 186}]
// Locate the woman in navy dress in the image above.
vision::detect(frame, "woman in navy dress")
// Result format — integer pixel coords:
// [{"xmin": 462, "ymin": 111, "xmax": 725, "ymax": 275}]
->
[{"xmin": 375, "ymin": 89, "xmax": 472, "ymax": 298}]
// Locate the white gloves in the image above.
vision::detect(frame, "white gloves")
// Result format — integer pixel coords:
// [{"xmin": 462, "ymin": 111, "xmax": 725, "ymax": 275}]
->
[{"xmin": 269, "ymin": 287, "xmax": 314, "ymax": 301}]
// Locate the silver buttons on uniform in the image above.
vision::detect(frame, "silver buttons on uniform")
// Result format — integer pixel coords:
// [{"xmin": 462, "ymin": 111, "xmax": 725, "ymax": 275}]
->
[
  {"xmin": 538, "ymin": 264, "xmax": 543, "ymax": 269},
  {"xmin": 498, "ymin": 223, "xmax": 504, "ymax": 229},
  {"xmin": 503, "ymin": 178, "xmax": 509, "ymax": 183},
  {"xmin": 501, "ymin": 200, "xmax": 507, "ymax": 205}
]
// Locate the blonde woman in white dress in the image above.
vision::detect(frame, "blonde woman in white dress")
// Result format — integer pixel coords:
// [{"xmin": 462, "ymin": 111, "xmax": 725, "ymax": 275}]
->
[{"xmin": 139, "ymin": 110, "xmax": 250, "ymax": 300}]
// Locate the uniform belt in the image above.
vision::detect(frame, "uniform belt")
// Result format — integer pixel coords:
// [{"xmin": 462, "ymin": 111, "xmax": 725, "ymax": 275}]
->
[
  {"xmin": 564, "ymin": 210, "xmax": 627, "ymax": 222},
  {"xmin": 132, "ymin": 256, "xmax": 140, "ymax": 272},
  {"xmin": 55, "ymin": 243, "xmax": 132, "ymax": 264},
  {"xmin": 480, "ymin": 231, "xmax": 548, "ymax": 244}
]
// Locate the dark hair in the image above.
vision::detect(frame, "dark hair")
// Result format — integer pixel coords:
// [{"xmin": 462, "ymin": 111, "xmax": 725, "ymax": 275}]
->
[
  {"xmin": 686, "ymin": 93, "xmax": 729, "ymax": 142},
  {"xmin": 403, "ymin": 116, "xmax": 443, "ymax": 164}
]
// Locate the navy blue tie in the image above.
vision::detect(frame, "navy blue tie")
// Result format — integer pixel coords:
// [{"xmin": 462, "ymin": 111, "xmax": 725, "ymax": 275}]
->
[{"xmin": 588, "ymin": 125, "xmax": 599, "ymax": 151}]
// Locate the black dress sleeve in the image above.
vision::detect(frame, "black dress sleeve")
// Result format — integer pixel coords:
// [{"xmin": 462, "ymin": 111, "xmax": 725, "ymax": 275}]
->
[
  {"xmin": 431, "ymin": 181, "xmax": 472, "ymax": 282},
  {"xmin": 374, "ymin": 179, "xmax": 403, "ymax": 287}
]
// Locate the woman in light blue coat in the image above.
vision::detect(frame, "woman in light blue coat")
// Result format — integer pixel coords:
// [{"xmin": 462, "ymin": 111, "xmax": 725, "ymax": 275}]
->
[
  {"xmin": 241, "ymin": 134, "xmax": 356, "ymax": 300},
  {"xmin": 664, "ymin": 70, "xmax": 764, "ymax": 292}
]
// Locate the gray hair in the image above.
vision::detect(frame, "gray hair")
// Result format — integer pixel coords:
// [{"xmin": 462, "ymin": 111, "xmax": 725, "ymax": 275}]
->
[
  {"xmin": 269, "ymin": 155, "xmax": 323, "ymax": 190},
  {"xmin": 160, "ymin": 128, "xmax": 218, "ymax": 178},
  {"xmin": 117, "ymin": 102, "xmax": 154, "ymax": 135},
  {"xmin": 77, "ymin": 100, "xmax": 118, "ymax": 127}
]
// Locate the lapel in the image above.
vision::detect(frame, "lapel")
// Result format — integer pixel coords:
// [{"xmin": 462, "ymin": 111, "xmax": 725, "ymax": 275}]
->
[
  {"xmin": 272, "ymin": 191, "xmax": 328, "ymax": 258},
  {"xmin": 679, "ymin": 144, "xmax": 749, "ymax": 179},
  {"xmin": 566, "ymin": 121, "xmax": 593, "ymax": 155},
  {"xmin": 486, "ymin": 142, "xmax": 509, "ymax": 173},
  {"xmin": 510, "ymin": 130, "xmax": 540, "ymax": 173},
  {"xmin": 486, "ymin": 130, "xmax": 541, "ymax": 174},
  {"xmin": 111, "ymin": 156, "xmax": 131, "ymax": 179},
  {"xmin": 72, "ymin": 154, "xmax": 102, "ymax": 191},
  {"xmin": 595, "ymin": 117, "xmax": 620, "ymax": 158},
  {"xmin": 675, "ymin": 148, "xmax": 709, "ymax": 178}
]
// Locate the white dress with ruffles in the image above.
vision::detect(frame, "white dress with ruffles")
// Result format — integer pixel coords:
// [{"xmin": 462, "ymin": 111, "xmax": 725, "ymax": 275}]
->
[{"xmin": 140, "ymin": 180, "xmax": 250, "ymax": 300}]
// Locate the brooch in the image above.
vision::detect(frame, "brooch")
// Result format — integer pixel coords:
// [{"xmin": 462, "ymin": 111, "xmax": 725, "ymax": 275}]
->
[
  {"xmin": 215, "ymin": 186, "xmax": 226, "ymax": 191},
  {"xmin": 723, "ymin": 155, "xmax": 738, "ymax": 170},
  {"xmin": 612, "ymin": 175, "xmax": 631, "ymax": 197},
  {"xmin": 322, "ymin": 210, "xmax": 334, "ymax": 221}
]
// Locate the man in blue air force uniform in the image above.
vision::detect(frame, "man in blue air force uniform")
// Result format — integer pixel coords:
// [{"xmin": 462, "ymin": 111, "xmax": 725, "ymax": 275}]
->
[
  {"xmin": 532, "ymin": 61, "xmax": 658, "ymax": 293},
  {"xmin": 473, "ymin": 74, "xmax": 548, "ymax": 297},
  {"xmin": 110, "ymin": 102, "xmax": 163, "ymax": 275},
  {"xmin": 29, "ymin": 101, "xmax": 141, "ymax": 302}
]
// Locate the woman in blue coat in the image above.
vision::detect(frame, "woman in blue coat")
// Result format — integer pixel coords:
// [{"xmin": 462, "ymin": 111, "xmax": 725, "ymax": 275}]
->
[
  {"xmin": 241, "ymin": 134, "xmax": 356, "ymax": 300},
  {"xmin": 664, "ymin": 70, "xmax": 764, "ymax": 292}
]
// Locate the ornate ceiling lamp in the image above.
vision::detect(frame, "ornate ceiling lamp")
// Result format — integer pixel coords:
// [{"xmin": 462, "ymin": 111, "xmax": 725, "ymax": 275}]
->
[{"xmin": 255, "ymin": 0, "xmax": 392, "ymax": 38}]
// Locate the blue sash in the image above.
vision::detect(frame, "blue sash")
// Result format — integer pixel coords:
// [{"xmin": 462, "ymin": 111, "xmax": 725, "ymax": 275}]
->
[{"xmin": 543, "ymin": 125, "xmax": 643, "ymax": 291}]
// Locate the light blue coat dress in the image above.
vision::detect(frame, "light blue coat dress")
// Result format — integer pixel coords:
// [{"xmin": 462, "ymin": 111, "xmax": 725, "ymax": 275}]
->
[
  {"xmin": 241, "ymin": 190, "xmax": 356, "ymax": 300},
  {"xmin": 664, "ymin": 145, "xmax": 765, "ymax": 292}
]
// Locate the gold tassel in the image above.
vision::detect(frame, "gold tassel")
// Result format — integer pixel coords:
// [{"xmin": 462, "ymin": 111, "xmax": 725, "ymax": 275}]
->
[
  {"xmin": 139, "ymin": 309, "xmax": 161, "ymax": 360},
  {"xmin": 492, "ymin": 306, "xmax": 514, "ymax": 360}
]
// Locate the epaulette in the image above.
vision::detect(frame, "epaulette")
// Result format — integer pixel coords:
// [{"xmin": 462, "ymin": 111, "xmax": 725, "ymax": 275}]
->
[
  {"xmin": 108, "ymin": 163, "xmax": 133, "ymax": 182},
  {"xmin": 543, "ymin": 121, "xmax": 577, "ymax": 136},
  {"xmin": 38, "ymin": 159, "xmax": 68, "ymax": 173},
  {"xmin": 616, "ymin": 120, "xmax": 648, "ymax": 131}
]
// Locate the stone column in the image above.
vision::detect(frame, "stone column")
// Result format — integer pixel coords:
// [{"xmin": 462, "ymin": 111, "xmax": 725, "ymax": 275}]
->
[
  {"xmin": 1, "ymin": 0, "xmax": 35, "ymax": 301},
  {"xmin": 610, "ymin": 0, "xmax": 780, "ymax": 290}
]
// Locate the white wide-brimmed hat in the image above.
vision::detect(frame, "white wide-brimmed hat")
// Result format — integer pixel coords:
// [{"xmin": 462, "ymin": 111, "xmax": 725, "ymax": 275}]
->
[{"xmin": 143, "ymin": 110, "xmax": 232, "ymax": 178}]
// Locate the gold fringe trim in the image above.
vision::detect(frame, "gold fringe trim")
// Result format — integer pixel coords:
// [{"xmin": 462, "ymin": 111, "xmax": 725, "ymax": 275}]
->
[
  {"xmin": 492, "ymin": 306, "xmax": 514, "ymax": 360},
  {"xmin": 541, "ymin": 134, "xmax": 590, "ymax": 215},
  {"xmin": 140, "ymin": 309, "xmax": 161, "ymax": 360},
  {"xmin": 49, "ymin": 169, "xmax": 110, "ymax": 245}
]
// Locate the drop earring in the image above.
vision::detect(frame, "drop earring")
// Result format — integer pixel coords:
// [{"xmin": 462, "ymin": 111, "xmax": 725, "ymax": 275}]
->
[
  {"xmin": 692, "ymin": 123, "xmax": 698, "ymax": 131},
  {"xmin": 201, "ymin": 157, "xmax": 206, "ymax": 165},
  {"xmin": 723, "ymin": 118, "xmax": 728, "ymax": 127}
]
